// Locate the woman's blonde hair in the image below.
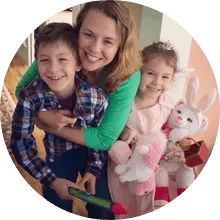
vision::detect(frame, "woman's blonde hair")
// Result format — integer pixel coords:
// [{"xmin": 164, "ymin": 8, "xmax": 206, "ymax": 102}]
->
[{"xmin": 75, "ymin": 0, "xmax": 141, "ymax": 93}]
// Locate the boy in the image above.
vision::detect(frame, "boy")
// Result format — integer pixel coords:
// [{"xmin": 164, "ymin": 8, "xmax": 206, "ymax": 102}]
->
[{"xmin": 10, "ymin": 22, "xmax": 108, "ymax": 212}]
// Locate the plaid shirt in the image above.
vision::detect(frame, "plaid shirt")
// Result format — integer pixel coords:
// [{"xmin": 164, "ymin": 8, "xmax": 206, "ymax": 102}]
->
[{"xmin": 11, "ymin": 73, "xmax": 108, "ymax": 186}]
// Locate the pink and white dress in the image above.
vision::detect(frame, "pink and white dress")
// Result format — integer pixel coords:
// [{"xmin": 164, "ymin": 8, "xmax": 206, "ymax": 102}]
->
[{"xmin": 108, "ymin": 94, "xmax": 175, "ymax": 218}]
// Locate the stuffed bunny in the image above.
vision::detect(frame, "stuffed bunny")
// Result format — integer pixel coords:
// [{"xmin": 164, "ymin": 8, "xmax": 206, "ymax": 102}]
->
[
  {"xmin": 114, "ymin": 130, "xmax": 167, "ymax": 196},
  {"xmin": 165, "ymin": 68, "xmax": 195, "ymax": 104},
  {"xmin": 108, "ymin": 101, "xmax": 168, "ymax": 196},
  {"xmin": 154, "ymin": 76, "xmax": 217, "ymax": 207}
]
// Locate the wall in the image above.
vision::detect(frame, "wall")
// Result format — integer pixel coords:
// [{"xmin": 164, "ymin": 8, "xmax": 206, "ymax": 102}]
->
[
  {"xmin": 139, "ymin": 6, "xmax": 162, "ymax": 49},
  {"xmin": 17, "ymin": 40, "xmax": 29, "ymax": 64},
  {"xmin": 124, "ymin": 1, "xmax": 142, "ymax": 41},
  {"xmin": 160, "ymin": 15, "xmax": 192, "ymax": 68},
  {"xmin": 187, "ymin": 39, "xmax": 219, "ymax": 153}
]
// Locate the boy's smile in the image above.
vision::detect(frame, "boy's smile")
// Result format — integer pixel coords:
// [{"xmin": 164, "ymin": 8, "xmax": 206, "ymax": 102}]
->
[
  {"xmin": 47, "ymin": 75, "xmax": 65, "ymax": 80},
  {"xmin": 37, "ymin": 40, "xmax": 80, "ymax": 98}
]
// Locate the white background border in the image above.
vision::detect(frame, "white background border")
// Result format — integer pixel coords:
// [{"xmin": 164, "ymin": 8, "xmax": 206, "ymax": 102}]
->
[{"xmin": 0, "ymin": 0, "xmax": 219, "ymax": 219}]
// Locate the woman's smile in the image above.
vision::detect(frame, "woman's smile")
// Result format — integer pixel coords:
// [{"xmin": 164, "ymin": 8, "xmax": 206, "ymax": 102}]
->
[{"xmin": 84, "ymin": 51, "xmax": 102, "ymax": 63}]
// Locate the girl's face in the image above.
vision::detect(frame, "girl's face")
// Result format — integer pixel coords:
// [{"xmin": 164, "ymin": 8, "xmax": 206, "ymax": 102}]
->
[
  {"xmin": 139, "ymin": 56, "xmax": 174, "ymax": 100},
  {"xmin": 37, "ymin": 41, "xmax": 80, "ymax": 98},
  {"xmin": 78, "ymin": 9, "xmax": 121, "ymax": 72}
]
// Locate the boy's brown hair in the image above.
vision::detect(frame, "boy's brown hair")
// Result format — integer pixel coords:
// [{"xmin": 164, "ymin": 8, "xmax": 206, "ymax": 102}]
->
[{"xmin": 34, "ymin": 22, "xmax": 77, "ymax": 59}]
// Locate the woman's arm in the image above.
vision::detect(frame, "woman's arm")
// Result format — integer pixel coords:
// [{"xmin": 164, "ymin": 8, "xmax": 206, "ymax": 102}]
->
[
  {"xmin": 46, "ymin": 70, "xmax": 141, "ymax": 150},
  {"xmin": 45, "ymin": 126, "xmax": 84, "ymax": 145},
  {"xmin": 85, "ymin": 70, "xmax": 140, "ymax": 150},
  {"xmin": 15, "ymin": 61, "xmax": 39, "ymax": 98}
]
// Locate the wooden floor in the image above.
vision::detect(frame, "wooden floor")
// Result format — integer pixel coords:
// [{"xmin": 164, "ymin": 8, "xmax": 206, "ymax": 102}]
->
[{"xmin": 2, "ymin": 54, "xmax": 87, "ymax": 217}]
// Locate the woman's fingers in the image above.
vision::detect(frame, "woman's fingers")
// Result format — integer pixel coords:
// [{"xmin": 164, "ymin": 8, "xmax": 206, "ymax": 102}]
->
[
  {"xmin": 59, "ymin": 109, "xmax": 73, "ymax": 117},
  {"xmin": 63, "ymin": 116, "xmax": 77, "ymax": 126},
  {"xmin": 56, "ymin": 110, "xmax": 77, "ymax": 126}
]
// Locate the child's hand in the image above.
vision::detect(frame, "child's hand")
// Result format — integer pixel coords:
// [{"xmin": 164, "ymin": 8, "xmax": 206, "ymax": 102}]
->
[
  {"xmin": 50, "ymin": 177, "xmax": 80, "ymax": 200},
  {"xmin": 120, "ymin": 127, "xmax": 139, "ymax": 149},
  {"xmin": 78, "ymin": 172, "xmax": 97, "ymax": 195},
  {"xmin": 120, "ymin": 126, "xmax": 130, "ymax": 142},
  {"xmin": 178, "ymin": 137, "xmax": 194, "ymax": 151},
  {"xmin": 37, "ymin": 110, "xmax": 76, "ymax": 130},
  {"xmin": 129, "ymin": 135, "xmax": 139, "ymax": 150}
]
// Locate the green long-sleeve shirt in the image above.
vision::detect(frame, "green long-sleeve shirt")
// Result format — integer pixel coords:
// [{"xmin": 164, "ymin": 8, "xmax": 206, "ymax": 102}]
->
[{"xmin": 16, "ymin": 62, "xmax": 140, "ymax": 150}]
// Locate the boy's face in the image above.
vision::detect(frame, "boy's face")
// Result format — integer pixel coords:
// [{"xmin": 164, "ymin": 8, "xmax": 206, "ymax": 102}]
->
[
  {"xmin": 140, "ymin": 56, "xmax": 174, "ymax": 100},
  {"xmin": 37, "ymin": 40, "xmax": 80, "ymax": 98}
]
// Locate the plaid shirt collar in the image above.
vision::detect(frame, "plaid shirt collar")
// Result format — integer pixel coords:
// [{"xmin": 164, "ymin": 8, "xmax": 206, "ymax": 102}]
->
[{"xmin": 30, "ymin": 72, "xmax": 107, "ymax": 125}]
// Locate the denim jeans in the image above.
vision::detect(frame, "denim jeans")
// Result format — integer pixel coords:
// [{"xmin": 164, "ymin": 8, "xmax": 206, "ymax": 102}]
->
[{"xmin": 43, "ymin": 148, "xmax": 114, "ymax": 219}]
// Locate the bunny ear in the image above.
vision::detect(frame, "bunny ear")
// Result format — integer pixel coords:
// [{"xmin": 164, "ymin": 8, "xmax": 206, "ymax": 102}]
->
[
  {"xmin": 186, "ymin": 76, "xmax": 199, "ymax": 108},
  {"xmin": 199, "ymin": 116, "xmax": 208, "ymax": 130},
  {"xmin": 174, "ymin": 67, "xmax": 195, "ymax": 80},
  {"xmin": 198, "ymin": 89, "xmax": 217, "ymax": 113},
  {"xmin": 166, "ymin": 67, "xmax": 195, "ymax": 104}
]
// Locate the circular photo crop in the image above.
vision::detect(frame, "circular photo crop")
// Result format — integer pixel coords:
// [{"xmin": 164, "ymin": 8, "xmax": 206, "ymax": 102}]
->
[{"xmin": 0, "ymin": 1, "xmax": 219, "ymax": 219}]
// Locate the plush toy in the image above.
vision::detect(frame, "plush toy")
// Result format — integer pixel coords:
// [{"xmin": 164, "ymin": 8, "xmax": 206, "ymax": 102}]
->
[
  {"xmin": 108, "ymin": 130, "xmax": 134, "ymax": 165},
  {"xmin": 165, "ymin": 68, "xmax": 195, "ymax": 104},
  {"xmin": 114, "ymin": 131, "xmax": 167, "ymax": 196},
  {"xmin": 109, "ymin": 101, "xmax": 168, "ymax": 196},
  {"xmin": 154, "ymin": 76, "xmax": 217, "ymax": 207}
]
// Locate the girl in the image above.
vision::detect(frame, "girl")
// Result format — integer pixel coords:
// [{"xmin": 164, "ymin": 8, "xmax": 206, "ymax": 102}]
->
[
  {"xmin": 108, "ymin": 41, "xmax": 178, "ymax": 218},
  {"xmin": 15, "ymin": 1, "xmax": 141, "ymax": 219}
]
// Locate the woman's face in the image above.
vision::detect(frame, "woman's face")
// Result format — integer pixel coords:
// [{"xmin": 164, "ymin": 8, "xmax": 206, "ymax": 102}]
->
[{"xmin": 78, "ymin": 9, "xmax": 121, "ymax": 72}]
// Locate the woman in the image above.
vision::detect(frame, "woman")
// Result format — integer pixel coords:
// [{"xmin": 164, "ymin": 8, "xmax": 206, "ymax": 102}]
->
[
  {"xmin": 16, "ymin": 0, "xmax": 141, "ymax": 218},
  {"xmin": 16, "ymin": 0, "xmax": 141, "ymax": 151}
]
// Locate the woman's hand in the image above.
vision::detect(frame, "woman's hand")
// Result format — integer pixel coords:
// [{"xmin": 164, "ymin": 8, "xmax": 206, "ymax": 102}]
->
[
  {"xmin": 36, "ymin": 110, "xmax": 76, "ymax": 130},
  {"xmin": 35, "ymin": 117, "xmax": 48, "ymax": 131}
]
